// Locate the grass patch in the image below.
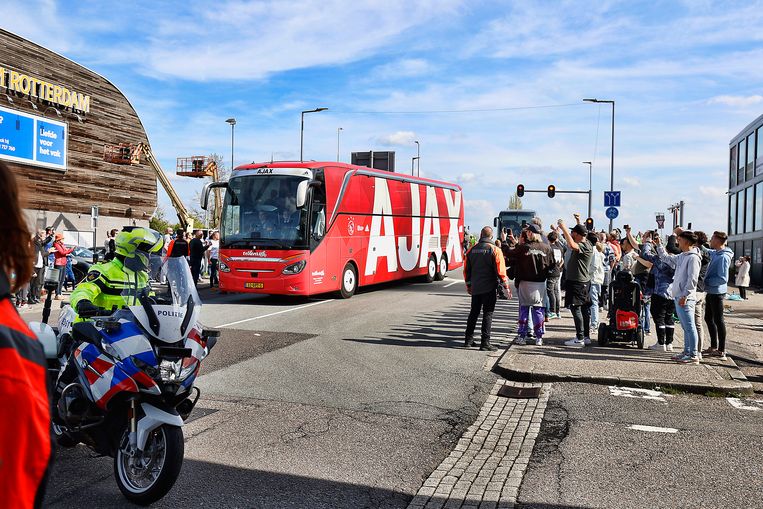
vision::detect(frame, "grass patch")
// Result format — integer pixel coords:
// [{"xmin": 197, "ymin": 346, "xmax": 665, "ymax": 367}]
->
[{"xmin": 659, "ymin": 386, "xmax": 685, "ymax": 395}]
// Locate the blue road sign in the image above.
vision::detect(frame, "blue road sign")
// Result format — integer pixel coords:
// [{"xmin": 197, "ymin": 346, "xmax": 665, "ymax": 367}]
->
[
  {"xmin": 0, "ymin": 105, "xmax": 67, "ymax": 171},
  {"xmin": 605, "ymin": 206, "xmax": 619, "ymax": 219},
  {"xmin": 604, "ymin": 191, "xmax": 621, "ymax": 207}
]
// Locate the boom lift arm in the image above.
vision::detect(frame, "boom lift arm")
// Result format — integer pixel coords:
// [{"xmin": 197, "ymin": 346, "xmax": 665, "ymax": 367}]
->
[{"xmin": 131, "ymin": 143, "xmax": 194, "ymax": 231}]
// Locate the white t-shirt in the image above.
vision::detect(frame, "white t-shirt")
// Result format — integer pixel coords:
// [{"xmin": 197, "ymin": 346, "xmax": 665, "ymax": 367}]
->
[{"xmin": 209, "ymin": 239, "xmax": 220, "ymax": 260}]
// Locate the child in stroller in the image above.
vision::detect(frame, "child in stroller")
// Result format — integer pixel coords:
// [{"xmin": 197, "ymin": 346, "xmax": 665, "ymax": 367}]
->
[{"xmin": 598, "ymin": 270, "xmax": 645, "ymax": 348}]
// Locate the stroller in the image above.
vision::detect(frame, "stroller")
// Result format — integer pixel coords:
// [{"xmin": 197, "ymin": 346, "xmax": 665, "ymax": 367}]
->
[{"xmin": 597, "ymin": 270, "xmax": 645, "ymax": 348}]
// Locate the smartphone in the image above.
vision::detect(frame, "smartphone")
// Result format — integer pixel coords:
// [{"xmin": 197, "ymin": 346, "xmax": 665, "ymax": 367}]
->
[{"xmin": 688, "ymin": 222, "xmax": 692, "ymax": 229}]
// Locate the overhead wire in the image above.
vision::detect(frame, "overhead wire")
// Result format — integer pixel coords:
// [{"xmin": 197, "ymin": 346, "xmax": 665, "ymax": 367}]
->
[{"xmin": 329, "ymin": 102, "xmax": 586, "ymax": 115}]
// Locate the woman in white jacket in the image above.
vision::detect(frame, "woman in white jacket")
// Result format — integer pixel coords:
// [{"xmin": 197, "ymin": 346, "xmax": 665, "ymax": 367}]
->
[
  {"xmin": 656, "ymin": 231, "xmax": 701, "ymax": 364},
  {"xmin": 588, "ymin": 233, "xmax": 605, "ymax": 329},
  {"xmin": 735, "ymin": 256, "xmax": 751, "ymax": 300}
]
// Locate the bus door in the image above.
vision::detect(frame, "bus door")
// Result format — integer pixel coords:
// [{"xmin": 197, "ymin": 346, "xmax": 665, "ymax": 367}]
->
[{"xmin": 307, "ymin": 178, "xmax": 329, "ymax": 292}]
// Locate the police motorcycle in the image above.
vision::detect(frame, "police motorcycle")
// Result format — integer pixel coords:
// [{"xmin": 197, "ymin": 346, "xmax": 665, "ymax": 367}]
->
[{"xmin": 30, "ymin": 255, "xmax": 219, "ymax": 505}]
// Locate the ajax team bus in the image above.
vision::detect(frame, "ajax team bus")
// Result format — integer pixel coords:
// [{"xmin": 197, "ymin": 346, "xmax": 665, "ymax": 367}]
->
[{"xmin": 200, "ymin": 161, "xmax": 465, "ymax": 298}]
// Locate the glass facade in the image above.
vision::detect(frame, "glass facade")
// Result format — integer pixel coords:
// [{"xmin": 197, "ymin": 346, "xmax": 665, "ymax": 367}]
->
[
  {"xmin": 738, "ymin": 140, "xmax": 746, "ymax": 184},
  {"xmin": 728, "ymin": 116, "xmax": 763, "ymax": 287},
  {"xmin": 746, "ymin": 186, "xmax": 754, "ymax": 233}
]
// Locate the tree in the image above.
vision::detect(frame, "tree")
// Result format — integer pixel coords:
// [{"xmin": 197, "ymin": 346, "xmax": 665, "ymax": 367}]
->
[
  {"xmin": 149, "ymin": 206, "xmax": 171, "ymax": 233},
  {"xmin": 205, "ymin": 153, "xmax": 229, "ymax": 229},
  {"xmin": 508, "ymin": 193, "xmax": 522, "ymax": 210}
]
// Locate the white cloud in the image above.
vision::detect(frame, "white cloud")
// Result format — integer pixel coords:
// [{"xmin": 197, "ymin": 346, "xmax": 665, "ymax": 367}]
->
[
  {"xmin": 376, "ymin": 131, "xmax": 417, "ymax": 147},
  {"xmin": 371, "ymin": 58, "xmax": 434, "ymax": 80},
  {"xmin": 457, "ymin": 172, "xmax": 476, "ymax": 184},
  {"xmin": 699, "ymin": 185, "xmax": 727, "ymax": 197},
  {"xmin": 622, "ymin": 177, "xmax": 641, "ymax": 187},
  {"xmin": 708, "ymin": 95, "xmax": 763, "ymax": 107}
]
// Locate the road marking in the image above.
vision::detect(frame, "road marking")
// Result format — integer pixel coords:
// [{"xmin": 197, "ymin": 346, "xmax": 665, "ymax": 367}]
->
[
  {"xmin": 444, "ymin": 280, "xmax": 461, "ymax": 288},
  {"xmin": 627, "ymin": 424, "xmax": 678, "ymax": 434},
  {"xmin": 609, "ymin": 386, "xmax": 666, "ymax": 402},
  {"xmin": 216, "ymin": 300, "xmax": 332, "ymax": 328},
  {"xmin": 726, "ymin": 397, "xmax": 763, "ymax": 411}
]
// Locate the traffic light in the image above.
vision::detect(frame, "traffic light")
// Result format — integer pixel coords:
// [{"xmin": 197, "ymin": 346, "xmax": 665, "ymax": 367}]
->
[
  {"xmin": 547, "ymin": 184, "xmax": 556, "ymax": 198},
  {"xmin": 585, "ymin": 217, "xmax": 594, "ymax": 231},
  {"xmin": 516, "ymin": 184, "xmax": 525, "ymax": 197}
]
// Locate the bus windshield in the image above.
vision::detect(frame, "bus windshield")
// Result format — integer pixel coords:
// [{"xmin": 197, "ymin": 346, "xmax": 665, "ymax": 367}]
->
[{"xmin": 221, "ymin": 175, "xmax": 309, "ymax": 249}]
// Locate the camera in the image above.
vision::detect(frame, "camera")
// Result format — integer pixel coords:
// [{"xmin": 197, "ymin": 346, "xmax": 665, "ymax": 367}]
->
[{"xmin": 623, "ymin": 224, "xmax": 630, "ymax": 230}]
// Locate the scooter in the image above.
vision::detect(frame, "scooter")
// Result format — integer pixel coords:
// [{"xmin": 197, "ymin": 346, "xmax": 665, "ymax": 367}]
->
[{"xmin": 29, "ymin": 256, "xmax": 218, "ymax": 505}]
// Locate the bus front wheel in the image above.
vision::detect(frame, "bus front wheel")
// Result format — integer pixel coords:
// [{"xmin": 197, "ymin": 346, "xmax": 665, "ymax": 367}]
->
[{"xmin": 340, "ymin": 263, "xmax": 358, "ymax": 299}]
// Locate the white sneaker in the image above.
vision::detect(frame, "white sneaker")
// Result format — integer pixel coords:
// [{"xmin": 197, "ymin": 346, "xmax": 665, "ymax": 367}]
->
[
  {"xmin": 666, "ymin": 344, "xmax": 674, "ymax": 352},
  {"xmin": 514, "ymin": 337, "xmax": 526, "ymax": 345},
  {"xmin": 697, "ymin": 352, "xmax": 703, "ymax": 361},
  {"xmin": 583, "ymin": 337, "xmax": 592, "ymax": 346},
  {"xmin": 535, "ymin": 338, "xmax": 543, "ymax": 346},
  {"xmin": 565, "ymin": 338, "xmax": 585, "ymax": 347},
  {"xmin": 648, "ymin": 343, "xmax": 663, "ymax": 350},
  {"xmin": 719, "ymin": 352, "xmax": 728, "ymax": 361}
]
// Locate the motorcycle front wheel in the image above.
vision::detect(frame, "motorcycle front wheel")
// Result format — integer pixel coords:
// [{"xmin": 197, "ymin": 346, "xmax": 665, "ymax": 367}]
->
[{"xmin": 114, "ymin": 424, "xmax": 184, "ymax": 506}]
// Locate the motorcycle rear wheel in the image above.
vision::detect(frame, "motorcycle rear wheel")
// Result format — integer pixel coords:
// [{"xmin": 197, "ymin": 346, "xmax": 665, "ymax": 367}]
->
[{"xmin": 114, "ymin": 424, "xmax": 184, "ymax": 506}]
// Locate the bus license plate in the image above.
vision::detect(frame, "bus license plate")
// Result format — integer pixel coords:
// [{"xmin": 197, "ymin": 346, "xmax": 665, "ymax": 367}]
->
[{"xmin": 245, "ymin": 282, "xmax": 264, "ymax": 289}]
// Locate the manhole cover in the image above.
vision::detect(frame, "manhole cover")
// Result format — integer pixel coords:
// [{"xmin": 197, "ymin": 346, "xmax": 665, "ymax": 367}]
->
[{"xmin": 498, "ymin": 385, "xmax": 541, "ymax": 399}]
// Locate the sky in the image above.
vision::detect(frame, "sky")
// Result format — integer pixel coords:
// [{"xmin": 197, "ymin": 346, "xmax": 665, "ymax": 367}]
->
[{"xmin": 5, "ymin": 0, "xmax": 763, "ymax": 234}]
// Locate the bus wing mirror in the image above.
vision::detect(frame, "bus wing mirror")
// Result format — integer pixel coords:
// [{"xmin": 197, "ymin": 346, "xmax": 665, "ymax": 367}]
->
[
  {"xmin": 201, "ymin": 182, "xmax": 229, "ymax": 210},
  {"xmin": 296, "ymin": 180, "xmax": 309, "ymax": 208},
  {"xmin": 493, "ymin": 217, "xmax": 498, "ymax": 228},
  {"xmin": 296, "ymin": 180, "xmax": 321, "ymax": 208}
]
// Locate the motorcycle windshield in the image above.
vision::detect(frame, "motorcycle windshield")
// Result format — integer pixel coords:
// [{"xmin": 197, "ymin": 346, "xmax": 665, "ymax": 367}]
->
[{"xmin": 126, "ymin": 255, "xmax": 202, "ymax": 344}]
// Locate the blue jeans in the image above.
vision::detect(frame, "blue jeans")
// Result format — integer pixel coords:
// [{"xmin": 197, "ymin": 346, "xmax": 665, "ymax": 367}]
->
[
  {"xmin": 642, "ymin": 296, "xmax": 651, "ymax": 333},
  {"xmin": 674, "ymin": 297, "xmax": 698, "ymax": 357},
  {"xmin": 589, "ymin": 283, "xmax": 601, "ymax": 327}
]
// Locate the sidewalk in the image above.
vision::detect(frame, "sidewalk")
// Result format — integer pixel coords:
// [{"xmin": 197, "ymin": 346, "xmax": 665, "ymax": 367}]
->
[{"xmin": 493, "ymin": 301, "xmax": 753, "ymax": 396}]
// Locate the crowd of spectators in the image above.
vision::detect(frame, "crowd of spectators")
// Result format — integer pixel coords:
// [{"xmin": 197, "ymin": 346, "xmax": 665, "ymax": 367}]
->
[{"xmin": 491, "ymin": 213, "xmax": 739, "ymax": 365}]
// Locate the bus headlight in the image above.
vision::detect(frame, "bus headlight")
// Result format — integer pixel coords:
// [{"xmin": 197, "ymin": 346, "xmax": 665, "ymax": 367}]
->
[
  {"xmin": 219, "ymin": 261, "xmax": 230, "ymax": 273},
  {"xmin": 283, "ymin": 260, "xmax": 306, "ymax": 275}
]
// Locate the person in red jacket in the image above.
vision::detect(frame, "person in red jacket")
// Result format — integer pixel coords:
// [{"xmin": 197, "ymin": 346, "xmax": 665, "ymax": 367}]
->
[
  {"xmin": 0, "ymin": 161, "xmax": 52, "ymax": 508},
  {"xmin": 51, "ymin": 232, "xmax": 74, "ymax": 300}
]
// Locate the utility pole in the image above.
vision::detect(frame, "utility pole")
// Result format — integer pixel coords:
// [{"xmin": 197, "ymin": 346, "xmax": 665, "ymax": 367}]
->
[{"xmin": 584, "ymin": 99, "xmax": 615, "ymax": 231}]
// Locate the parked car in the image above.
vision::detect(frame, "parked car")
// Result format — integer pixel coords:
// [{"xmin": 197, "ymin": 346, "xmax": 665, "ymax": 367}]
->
[{"xmin": 67, "ymin": 246, "xmax": 104, "ymax": 283}]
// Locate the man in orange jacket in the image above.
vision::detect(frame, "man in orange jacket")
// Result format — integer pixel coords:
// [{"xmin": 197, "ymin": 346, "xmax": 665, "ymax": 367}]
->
[{"xmin": 0, "ymin": 160, "xmax": 53, "ymax": 508}]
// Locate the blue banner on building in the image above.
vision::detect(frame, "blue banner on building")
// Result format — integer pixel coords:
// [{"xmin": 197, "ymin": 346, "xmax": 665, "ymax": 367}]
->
[{"xmin": 0, "ymin": 105, "xmax": 67, "ymax": 171}]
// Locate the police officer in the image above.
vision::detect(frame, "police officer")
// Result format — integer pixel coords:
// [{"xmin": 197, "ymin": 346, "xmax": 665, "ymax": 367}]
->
[{"xmin": 70, "ymin": 227, "xmax": 163, "ymax": 318}]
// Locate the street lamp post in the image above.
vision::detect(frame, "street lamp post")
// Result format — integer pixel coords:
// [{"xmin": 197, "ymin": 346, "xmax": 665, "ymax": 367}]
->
[
  {"xmin": 414, "ymin": 140, "xmax": 420, "ymax": 177},
  {"xmin": 300, "ymin": 108, "xmax": 328, "ymax": 162},
  {"xmin": 584, "ymin": 98, "xmax": 615, "ymax": 231},
  {"xmin": 411, "ymin": 157, "xmax": 419, "ymax": 176},
  {"xmin": 337, "ymin": 127, "xmax": 343, "ymax": 162},
  {"xmin": 582, "ymin": 161, "xmax": 592, "ymax": 218},
  {"xmin": 225, "ymin": 118, "xmax": 236, "ymax": 171}
]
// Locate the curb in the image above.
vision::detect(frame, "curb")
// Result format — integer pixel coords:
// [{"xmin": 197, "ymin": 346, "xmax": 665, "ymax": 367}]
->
[{"xmin": 492, "ymin": 347, "xmax": 754, "ymax": 396}]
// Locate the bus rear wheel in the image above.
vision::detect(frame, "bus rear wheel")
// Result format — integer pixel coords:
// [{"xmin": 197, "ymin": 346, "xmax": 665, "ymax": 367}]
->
[
  {"xmin": 425, "ymin": 254, "xmax": 437, "ymax": 283},
  {"xmin": 435, "ymin": 254, "xmax": 448, "ymax": 281},
  {"xmin": 340, "ymin": 263, "xmax": 357, "ymax": 299}
]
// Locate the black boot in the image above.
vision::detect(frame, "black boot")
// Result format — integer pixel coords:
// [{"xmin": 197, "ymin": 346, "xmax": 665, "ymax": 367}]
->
[
  {"xmin": 480, "ymin": 339, "xmax": 497, "ymax": 351},
  {"xmin": 465, "ymin": 336, "xmax": 475, "ymax": 348}
]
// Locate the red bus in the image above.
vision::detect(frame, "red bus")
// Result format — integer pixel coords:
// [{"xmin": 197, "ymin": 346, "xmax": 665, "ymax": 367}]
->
[{"xmin": 201, "ymin": 162, "xmax": 464, "ymax": 298}]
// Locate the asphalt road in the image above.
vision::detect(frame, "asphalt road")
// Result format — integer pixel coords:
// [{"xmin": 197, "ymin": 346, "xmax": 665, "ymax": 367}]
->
[
  {"xmin": 44, "ymin": 271, "xmax": 515, "ymax": 508},
  {"xmin": 518, "ymin": 382, "xmax": 763, "ymax": 509}
]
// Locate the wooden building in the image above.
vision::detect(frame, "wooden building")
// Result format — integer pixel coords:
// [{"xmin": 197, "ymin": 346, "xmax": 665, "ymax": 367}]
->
[{"xmin": 0, "ymin": 28, "xmax": 155, "ymax": 246}]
